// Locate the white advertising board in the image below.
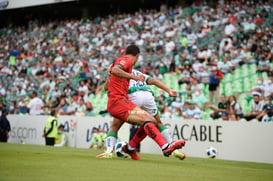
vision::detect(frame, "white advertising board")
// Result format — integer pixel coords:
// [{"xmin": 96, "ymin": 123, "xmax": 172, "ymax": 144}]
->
[
  {"xmin": 0, "ymin": 0, "xmax": 76, "ymax": 10},
  {"xmin": 7, "ymin": 115, "xmax": 45, "ymax": 145},
  {"xmin": 141, "ymin": 119, "xmax": 273, "ymax": 164},
  {"xmin": 75, "ymin": 116, "xmax": 130, "ymax": 148},
  {"xmin": 7, "ymin": 115, "xmax": 273, "ymax": 164}
]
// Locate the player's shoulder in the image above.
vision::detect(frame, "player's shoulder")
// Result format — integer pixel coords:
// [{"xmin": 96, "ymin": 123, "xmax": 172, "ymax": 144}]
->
[
  {"xmin": 116, "ymin": 56, "xmax": 132, "ymax": 62},
  {"xmin": 115, "ymin": 56, "xmax": 132, "ymax": 67}
]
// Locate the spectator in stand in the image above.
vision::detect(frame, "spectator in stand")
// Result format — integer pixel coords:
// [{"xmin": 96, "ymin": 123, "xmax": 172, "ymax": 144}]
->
[
  {"xmin": 85, "ymin": 107, "xmax": 96, "ymax": 117},
  {"xmin": 251, "ymin": 77, "xmax": 265, "ymax": 98},
  {"xmin": 209, "ymin": 94, "xmax": 228, "ymax": 120},
  {"xmin": 208, "ymin": 65, "xmax": 223, "ymax": 105},
  {"xmin": 192, "ymin": 59, "xmax": 203, "ymax": 75},
  {"xmin": 15, "ymin": 84, "xmax": 27, "ymax": 98},
  {"xmin": 183, "ymin": 100, "xmax": 202, "ymax": 120},
  {"xmin": 57, "ymin": 98, "xmax": 69, "ymax": 115},
  {"xmin": 0, "ymin": 84, "xmax": 6, "ymax": 97},
  {"xmin": 41, "ymin": 86, "xmax": 50, "ymax": 108},
  {"xmin": 78, "ymin": 60, "xmax": 90, "ymax": 78},
  {"xmin": 190, "ymin": 78, "xmax": 202, "ymax": 92},
  {"xmin": 261, "ymin": 105, "xmax": 273, "ymax": 122},
  {"xmin": 227, "ymin": 95, "xmax": 244, "ymax": 121},
  {"xmin": 86, "ymin": 78, "xmax": 96, "ymax": 95},
  {"xmin": 218, "ymin": 55, "xmax": 234, "ymax": 75},
  {"xmin": 192, "ymin": 89, "xmax": 209, "ymax": 110},
  {"xmin": 255, "ymin": 96, "xmax": 272, "ymax": 121},
  {"xmin": 16, "ymin": 96, "xmax": 28, "ymax": 115},
  {"xmin": 244, "ymin": 92, "xmax": 265, "ymax": 121},
  {"xmin": 165, "ymin": 37, "xmax": 176, "ymax": 54},
  {"xmin": 170, "ymin": 96, "xmax": 183, "ymax": 112},
  {"xmin": 50, "ymin": 85, "xmax": 61, "ymax": 103},
  {"xmin": 264, "ymin": 77, "xmax": 273, "ymax": 99},
  {"xmin": 8, "ymin": 101, "xmax": 16, "ymax": 114},
  {"xmin": 219, "ymin": 111, "xmax": 230, "ymax": 121},
  {"xmin": 27, "ymin": 91, "xmax": 44, "ymax": 115},
  {"xmin": 161, "ymin": 106, "xmax": 172, "ymax": 119},
  {"xmin": 197, "ymin": 46, "xmax": 212, "ymax": 64},
  {"xmin": 186, "ymin": 30, "xmax": 197, "ymax": 53},
  {"xmin": 75, "ymin": 98, "xmax": 86, "ymax": 116},
  {"xmin": 178, "ymin": 65, "xmax": 191, "ymax": 85},
  {"xmin": 219, "ymin": 35, "xmax": 232, "ymax": 56},
  {"xmin": 224, "ymin": 19, "xmax": 237, "ymax": 36},
  {"xmin": 78, "ymin": 80, "xmax": 88, "ymax": 96},
  {"xmin": 171, "ymin": 107, "xmax": 184, "ymax": 119},
  {"xmin": 63, "ymin": 81, "xmax": 73, "ymax": 98},
  {"xmin": 256, "ymin": 55, "xmax": 271, "ymax": 73}
]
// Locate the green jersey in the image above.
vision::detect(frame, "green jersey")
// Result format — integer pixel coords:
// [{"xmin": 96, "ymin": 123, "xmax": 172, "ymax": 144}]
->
[{"xmin": 128, "ymin": 69, "xmax": 152, "ymax": 94}]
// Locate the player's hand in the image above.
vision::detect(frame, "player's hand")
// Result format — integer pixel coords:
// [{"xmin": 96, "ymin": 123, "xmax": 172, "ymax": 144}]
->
[
  {"xmin": 134, "ymin": 75, "xmax": 145, "ymax": 82},
  {"xmin": 168, "ymin": 89, "xmax": 177, "ymax": 97}
]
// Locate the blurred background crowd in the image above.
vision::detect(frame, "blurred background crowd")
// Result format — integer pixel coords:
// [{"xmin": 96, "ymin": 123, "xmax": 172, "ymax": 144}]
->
[{"xmin": 0, "ymin": 0, "xmax": 272, "ymax": 122}]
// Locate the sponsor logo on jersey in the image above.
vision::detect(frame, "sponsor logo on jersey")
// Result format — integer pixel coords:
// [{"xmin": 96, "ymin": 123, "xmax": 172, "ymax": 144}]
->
[{"xmin": 120, "ymin": 60, "xmax": 126, "ymax": 65}]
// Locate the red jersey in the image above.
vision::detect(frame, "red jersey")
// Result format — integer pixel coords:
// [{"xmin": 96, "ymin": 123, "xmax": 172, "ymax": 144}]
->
[{"xmin": 108, "ymin": 56, "xmax": 133, "ymax": 100}]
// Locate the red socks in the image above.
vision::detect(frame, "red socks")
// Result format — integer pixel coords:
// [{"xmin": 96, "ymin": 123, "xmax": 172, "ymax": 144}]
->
[
  {"xmin": 128, "ymin": 126, "xmax": 147, "ymax": 149},
  {"xmin": 143, "ymin": 122, "xmax": 168, "ymax": 148},
  {"xmin": 128, "ymin": 121, "xmax": 168, "ymax": 150}
]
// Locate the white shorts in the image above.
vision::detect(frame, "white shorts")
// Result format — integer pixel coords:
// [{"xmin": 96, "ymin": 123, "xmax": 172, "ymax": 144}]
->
[{"xmin": 128, "ymin": 91, "xmax": 158, "ymax": 117}]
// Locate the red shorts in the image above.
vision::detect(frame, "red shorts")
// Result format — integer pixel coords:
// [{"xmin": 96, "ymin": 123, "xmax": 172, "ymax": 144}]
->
[{"xmin": 107, "ymin": 98, "xmax": 138, "ymax": 122}]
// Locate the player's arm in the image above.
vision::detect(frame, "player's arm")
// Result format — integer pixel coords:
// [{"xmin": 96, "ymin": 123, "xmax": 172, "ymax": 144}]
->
[
  {"xmin": 147, "ymin": 77, "xmax": 177, "ymax": 97},
  {"xmin": 104, "ymin": 78, "xmax": 109, "ymax": 91},
  {"xmin": 111, "ymin": 65, "xmax": 145, "ymax": 82}
]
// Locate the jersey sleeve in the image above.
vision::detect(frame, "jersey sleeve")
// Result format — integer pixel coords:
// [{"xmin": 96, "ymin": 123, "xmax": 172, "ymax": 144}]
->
[
  {"xmin": 132, "ymin": 69, "xmax": 151, "ymax": 83},
  {"xmin": 115, "ymin": 57, "xmax": 133, "ymax": 71}
]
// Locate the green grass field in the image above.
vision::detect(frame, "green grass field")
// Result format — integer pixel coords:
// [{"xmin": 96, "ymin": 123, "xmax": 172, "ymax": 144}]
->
[{"xmin": 0, "ymin": 143, "xmax": 273, "ymax": 181}]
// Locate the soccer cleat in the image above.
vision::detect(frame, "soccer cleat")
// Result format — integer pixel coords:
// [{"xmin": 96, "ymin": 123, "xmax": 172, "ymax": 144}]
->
[
  {"xmin": 122, "ymin": 145, "xmax": 140, "ymax": 160},
  {"xmin": 163, "ymin": 140, "xmax": 186, "ymax": 157},
  {"xmin": 172, "ymin": 150, "xmax": 186, "ymax": 160},
  {"xmin": 96, "ymin": 152, "xmax": 113, "ymax": 159}
]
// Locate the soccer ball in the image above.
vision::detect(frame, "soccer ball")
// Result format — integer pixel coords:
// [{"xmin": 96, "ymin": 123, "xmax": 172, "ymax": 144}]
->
[
  {"xmin": 206, "ymin": 146, "xmax": 217, "ymax": 158},
  {"xmin": 115, "ymin": 141, "xmax": 128, "ymax": 158}
]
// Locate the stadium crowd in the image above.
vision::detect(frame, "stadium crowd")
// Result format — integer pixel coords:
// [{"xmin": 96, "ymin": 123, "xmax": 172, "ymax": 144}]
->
[{"xmin": 0, "ymin": 0, "xmax": 272, "ymax": 122}]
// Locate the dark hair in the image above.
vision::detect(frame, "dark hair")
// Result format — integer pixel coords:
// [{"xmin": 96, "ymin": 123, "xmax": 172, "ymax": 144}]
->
[
  {"xmin": 125, "ymin": 45, "xmax": 140, "ymax": 56},
  {"xmin": 51, "ymin": 109, "xmax": 56, "ymax": 116},
  {"xmin": 32, "ymin": 91, "xmax": 37, "ymax": 96},
  {"xmin": 1, "ymin": 109, "xmax": 8, "ymax": 115},
  {"xmin": 58, "ymin": 124, "xmax": 65, "ymax": 129}
]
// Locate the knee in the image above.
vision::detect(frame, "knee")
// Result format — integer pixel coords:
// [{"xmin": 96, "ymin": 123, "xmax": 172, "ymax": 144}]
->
[{"xmin": 139, "ymin": 112, "xmax": 157, "ymax": 125}]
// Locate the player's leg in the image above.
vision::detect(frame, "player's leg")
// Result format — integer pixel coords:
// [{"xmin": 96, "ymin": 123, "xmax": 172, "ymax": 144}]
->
[
  {"xmin": 108, "ymin": 98, "xmax": 185, "ymax": 159},
  {"xmin": 140, "ymin": 93, "xmax": 186, "ymax": 160},
  {"xmin": 129, "ymin": 91, "xmax": 173, "ymax": 144},
  {"xmin": 154, "ymin": 114, "xmax": 186, "ymax": 160},
  {"xmin": 106, "ymin": 118, "xmax": 124, "ymax": 153},
  {"xmin": 96, "ymin": 118, "xmax": 124, "ymax": 158},
  {"xmin": 127, "ymin": 107, "xmax": 185, "ymax": 158},
  {"xmin": 127, "ymin": 107, "xmax": 169, "ymax": 149}
]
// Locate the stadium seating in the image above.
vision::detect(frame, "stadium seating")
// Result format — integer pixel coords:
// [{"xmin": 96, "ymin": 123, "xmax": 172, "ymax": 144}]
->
[{"xmin": 0, "ymin": 1, "xmax": 271, "ymax": 121}]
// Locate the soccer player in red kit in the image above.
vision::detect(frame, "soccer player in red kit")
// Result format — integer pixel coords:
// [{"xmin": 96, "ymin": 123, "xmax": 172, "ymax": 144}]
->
[{"xmin": 107, "ymin": 45, "xmax": 185, "ymax": 160}]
